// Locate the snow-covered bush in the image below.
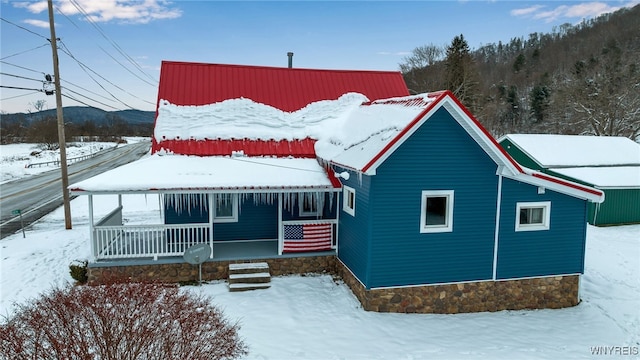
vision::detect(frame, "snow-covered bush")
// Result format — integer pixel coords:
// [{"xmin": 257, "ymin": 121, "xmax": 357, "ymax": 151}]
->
[
  {"xmin": 0, "ymin": 282, "xmax": 247, "ymax": 360},
  {"xmin": 68, "ymin": 260, "xmax": 88, "ymax": 284}
]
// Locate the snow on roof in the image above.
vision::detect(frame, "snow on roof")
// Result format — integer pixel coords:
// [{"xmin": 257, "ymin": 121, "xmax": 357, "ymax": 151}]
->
[
  {"xmin": 69, "ymin": 154, "xmax": 337, "ymax": 193},
  {"xmin": 154, "ymin": 93, "xmax": 367, "ymax": 143},
  {"xmin": 154, "ymin": 92, "xmax": 437, "ymax": 170},
  {"xmin": 502, "ymin": 134, "xmax": 640, "ymax": 167},
  {"xmin": 552, "ymin": 166, "xmax": 640, "ymax": 188}
]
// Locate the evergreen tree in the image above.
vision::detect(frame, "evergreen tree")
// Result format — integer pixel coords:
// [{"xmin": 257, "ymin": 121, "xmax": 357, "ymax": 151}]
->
[{"xmin": 445, "ymin": 34, "xmax": 479, "ymax": 111}]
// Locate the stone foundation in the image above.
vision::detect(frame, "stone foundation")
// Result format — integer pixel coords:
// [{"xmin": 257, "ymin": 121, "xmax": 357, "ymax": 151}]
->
[
  {"xmin": 336, "ymin": 261, "xmax": 580, "ymax": 313},
  {"xmin": 87, "ymin": 255, "xmax": 336, "ymax": 285},
  {"xmin": 88, "ymin": 256, "xmax": 579, "ymax": 314}
]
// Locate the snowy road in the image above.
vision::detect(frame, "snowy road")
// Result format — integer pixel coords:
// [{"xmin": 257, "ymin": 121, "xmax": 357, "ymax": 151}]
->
[{"xmin": 0, "ymin": 141, "xmax": 150, "ymax": 238}]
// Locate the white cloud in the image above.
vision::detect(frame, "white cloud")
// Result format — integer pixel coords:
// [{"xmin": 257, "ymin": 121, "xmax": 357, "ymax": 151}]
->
[
  {"xmin": 13, "ymin": 0, "xmax": 182, "ymax": 24},
  {"xmin": 511, "ymin": 1, "xmax": 639, "ymax": 22},
  {"xmin": 510, "ymin": 5, "xmax": 545, "ymax": 16},
  {"xmin": 23, "ymin": 19, "xmax": 51, "ymax": 28}
]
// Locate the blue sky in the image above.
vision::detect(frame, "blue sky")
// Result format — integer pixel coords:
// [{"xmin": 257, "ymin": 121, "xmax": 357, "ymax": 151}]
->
[{"xmin": 1, "ymin": 0, "xmax": 637, "ymax": 113}]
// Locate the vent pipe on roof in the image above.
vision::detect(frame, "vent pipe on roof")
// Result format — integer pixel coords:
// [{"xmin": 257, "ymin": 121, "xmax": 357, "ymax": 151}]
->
[{"xmin": 287, "ymin": 52, "xmax": 294, "ymax": 68}]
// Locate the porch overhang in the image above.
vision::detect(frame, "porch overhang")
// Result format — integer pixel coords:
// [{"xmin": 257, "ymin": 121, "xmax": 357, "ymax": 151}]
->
[{"xmin": 69, "ymin": 154, "xmax": 342, "ymax": 195}]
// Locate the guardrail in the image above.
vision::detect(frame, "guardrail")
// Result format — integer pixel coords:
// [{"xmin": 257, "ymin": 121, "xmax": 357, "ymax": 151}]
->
[{"xmin": 26, "ymin": 145, "xmax": 117, "ymax": 168}]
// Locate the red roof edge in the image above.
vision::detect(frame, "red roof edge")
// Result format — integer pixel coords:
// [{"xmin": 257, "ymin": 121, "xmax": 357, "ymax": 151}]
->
[
  {"xmin": 152, "ymin": 138, "xmax": 317, "ymax": 158},
  {"xmin": 360, "ymin": 92, "xmax": 448, "ymax": 173},
  {"xmin": 444, "ymin": 91, "xmax": 524, "ymax": 174},
  {"xmin": 531, "ymin": 172, "xmax": 604, "ymax": 197},
  {"xmin": 324, "ymin": 165, "xmax": 343, "ymax": 189}
]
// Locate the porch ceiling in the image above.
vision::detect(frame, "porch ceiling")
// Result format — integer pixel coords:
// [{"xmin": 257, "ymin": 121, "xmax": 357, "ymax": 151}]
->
[{"xmin": 69, "ymin": 154, "xmax": 340, "ymax": 194}]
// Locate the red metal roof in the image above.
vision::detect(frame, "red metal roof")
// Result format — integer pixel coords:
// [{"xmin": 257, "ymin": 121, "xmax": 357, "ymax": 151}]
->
[
  {"xmin": 155, "ymin": 61, "xmax": 409, "ymax": 112},
  {"xmin": 155, "ymin": 138, "xmax": 316, "ymax": 158},
  {"xmin": 153, "ymin": 61, "xmax": 409, "ymax": 157}
]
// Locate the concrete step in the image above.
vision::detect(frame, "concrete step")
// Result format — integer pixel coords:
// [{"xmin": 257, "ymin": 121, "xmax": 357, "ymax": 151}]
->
[
  {"xmin": 229, "ymin": 262, "xmax": 269, "ymax": 275},
  {"xmin": 228, "ymin": 272, "xmax": 271, "ymax": 284},
  {"xmin": 228, "ymin": 262, "xmax": 271, "ymax": 292},
  {"xmin": 229, "ymin": 282, "xmax": 271, "ymax": 292}
]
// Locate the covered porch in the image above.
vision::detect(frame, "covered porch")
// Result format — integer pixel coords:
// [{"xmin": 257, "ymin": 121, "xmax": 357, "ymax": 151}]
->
[
  {"xmin": 87, "ymin": 192, "xmax": 339, "ymax": 262},
  {"xmin": 69, "ymin": 154, "xmax": 344, "ymax": 263}
]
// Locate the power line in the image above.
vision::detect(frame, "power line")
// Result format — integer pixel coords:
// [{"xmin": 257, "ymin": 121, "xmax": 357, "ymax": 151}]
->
[
  {"xmin": 0, "ymin": 61, "xmax": 46, "ymax": 75},
  {"xmin": 0, "ymin": 85, "xmax": 43, "ymax": 92},
  {"xmin": 60, "ymin": 78, "xmax": 117, "ymax": 104},
  {"xmin": 57, "ymin": 41, "xmax": 138, "ymax": 109},
  {"xmin": 66, "ymin": 0, "xmax": 158, "ymax": 84},
  {"xmin": 61, "ymin": 86, "xmax": 119, "ymax": 110},
  {"xmin": 0, "ymin": 17, "xmax": 49, "ymax": 41},
  {"xmin": 97, "ymin": 45, "xmax": 156, "ymax": 87},
  {"xmin": 1, "ymin": 91, "xmax": 42, "ymax": 101},
  {"xmin": 1, "ymin": 43, "xmax": 51, "ymax": 60},
  {"xmin": 0, "ymin": 72, "xmax": 44, "ymax": 83},
  {"xmin": 59, "ymin": 40, "xmax": 155, "ymax": 106}
]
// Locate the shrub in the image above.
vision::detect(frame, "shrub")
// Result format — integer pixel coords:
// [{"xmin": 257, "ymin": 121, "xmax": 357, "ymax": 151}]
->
[
  {"xmin": 68, "ymin": 260, "xmax": 88, "ymax": 284},
  {"xmin": 0, "ymin": 282, "xmax": 248, "ymax": 360}
]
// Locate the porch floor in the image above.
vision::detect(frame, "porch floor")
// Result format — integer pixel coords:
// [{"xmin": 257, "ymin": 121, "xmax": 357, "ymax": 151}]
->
[{"xmin": 90, "ymin": 239, "xmax": 336, "ymax": 268}]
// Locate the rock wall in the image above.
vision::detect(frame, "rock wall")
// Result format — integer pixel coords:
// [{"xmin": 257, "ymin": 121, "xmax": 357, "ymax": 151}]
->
[
  {"xmin": 87, "ymin": 255, "xmax": 336, "ymax": 285},
  {"xmin": 88, "ymin": 256, "xmax": 579, "ymax": 314},
  {"xmin": 336, "ymin": 260, "xmax": 580, "ymax": 313}
]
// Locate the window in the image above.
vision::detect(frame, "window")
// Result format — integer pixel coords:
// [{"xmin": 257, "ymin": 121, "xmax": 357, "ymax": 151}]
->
[
  {"xmin": 516, "ymin": 201, "xmax": 550, "ymax": 231},
  {"xmin": 214, "ymin": 194, "xmax": 238, "ymax": 222},
  {"xmin": 343, "ymin": 185, "xmax": 355, "ymax": 216},
  {"xmin": 299, "ymin": 192, "xmax": 321, "ymax": 216},
  {"xmin": 420, "ymin": 190, "xmax": 454, "ymax": 233}
]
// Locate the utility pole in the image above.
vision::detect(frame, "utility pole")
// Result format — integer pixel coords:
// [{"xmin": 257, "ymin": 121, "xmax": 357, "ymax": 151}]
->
[{"xmin": 47, "ymin": 0, "xmax": 72, "ymax": 229}]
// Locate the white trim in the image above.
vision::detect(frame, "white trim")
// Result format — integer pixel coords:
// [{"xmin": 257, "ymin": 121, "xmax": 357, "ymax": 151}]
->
[
  {"xmin": 515, "ymin": 201, "xmax": 551, "ymax": 232},
  {"xmin": 88, "ymin": 194, "xmax": 95, "ymax": 261},
  {"xmin": 298, "ymin": 192, "xmax": 322, "ymax": 217},
  {"xmin": 420, "ymin": 190, "xmax": 454, "ymax": 233},
  {"xmin": 278, "ymin": 193, "xmax": 283, "ymax": 255},
  {"xmin": 369, "ymin": 273, "xmax": 582, "ymax": 290},
  {"xmin": 208, "ymin": 194, "xmax": 214, "ymax": 257},
  {"xmin": 213, "ymin": 194, "xmax": 238, "ymax": 223},
  {"xmin": 342, "ymin": 185, "xmax": 356, "ymax": 216},
  {"xmin": 337, "ymin": 258, "xmax": 367, "ymax": 289},
  {"xmin": 492, "ymin": 175, "xmax": 503, "ymax": 280}
]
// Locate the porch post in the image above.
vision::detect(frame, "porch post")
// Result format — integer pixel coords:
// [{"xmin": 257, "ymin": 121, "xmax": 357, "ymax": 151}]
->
[
  {"xmin": 335, "ymin": 191, "xmax": 340, "ymax": 252},
  {"xmin": 278, "ymin": 193, "xmax": 283, "ymax": 255},
  {"xmin": 208, "ymin": 193, "xmax": 214, "ymax": 258},
  {"xmin": 88, "ymin": 194, "xmax": 95, "ymax": 260}
]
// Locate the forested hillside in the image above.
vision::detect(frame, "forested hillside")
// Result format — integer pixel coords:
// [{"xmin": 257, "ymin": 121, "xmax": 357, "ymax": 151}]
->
[{"xmin": 400, "ymin": 5, "xmax": 639, "ymax": 139}]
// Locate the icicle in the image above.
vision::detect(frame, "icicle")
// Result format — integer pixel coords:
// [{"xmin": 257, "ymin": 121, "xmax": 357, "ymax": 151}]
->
[{"xmin": 358, "ymin": 172, "xmax": 363, "ymax": 186}]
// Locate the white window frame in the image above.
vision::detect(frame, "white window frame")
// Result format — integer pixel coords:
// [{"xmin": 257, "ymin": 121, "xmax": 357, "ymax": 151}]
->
[
  {"xmin": 213, "ymin": 194, "xmax": 238, "ymax": 223},
  {"xmin": 515, "ymin": 201, "xmax": 551, "ymax": 232},
  {"xmin": 342, "ymin": 185, "xmax": 356, "ymax": 216},
  {"xmin": 420, "ymin": 190, "xmax": 454, "ymax": 233},
  {"xmin": 299, "ymin": 192, "xmax": 321, "ymax": 217}
]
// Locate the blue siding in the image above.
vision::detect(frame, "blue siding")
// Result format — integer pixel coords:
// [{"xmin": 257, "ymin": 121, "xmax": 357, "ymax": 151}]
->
[
  {"xmin": 335, "ymin": 166, "xmax": 373, "ymax": 285},
  {"xmin": 496, "ymin": 178, "xmax": 588, "ymax": 279},
  {"xmin": 368, "ymin": 107, "xmax": 499, "ymax": 288},
  {"xmin": 214, "ymin": 197, "xmax": 278, "ymax": 241}
]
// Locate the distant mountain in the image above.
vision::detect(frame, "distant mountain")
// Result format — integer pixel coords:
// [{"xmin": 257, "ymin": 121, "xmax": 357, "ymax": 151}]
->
[{"xmin": 0, "ymin": 106, "xmax": 155, "ymax": 125}]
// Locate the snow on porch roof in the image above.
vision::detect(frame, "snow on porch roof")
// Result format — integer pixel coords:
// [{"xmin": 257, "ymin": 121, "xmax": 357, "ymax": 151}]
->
[
  {"xmin": 69, "ymin": 154, "xmax": 341, "ymax": 194},
  {"xmin": 156, "ymin": 61, "xmax": 410, "ymax": 112}
]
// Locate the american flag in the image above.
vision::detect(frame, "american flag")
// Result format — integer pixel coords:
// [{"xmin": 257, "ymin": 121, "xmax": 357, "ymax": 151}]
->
[{"xmin": 283, "ymin": 223, "xmax": 333, "ymax": 252}]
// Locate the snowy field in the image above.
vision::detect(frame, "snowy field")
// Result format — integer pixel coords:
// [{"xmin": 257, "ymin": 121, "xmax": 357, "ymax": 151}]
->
[{"xmin": 1, "ymin": 146, "xmax": 639, "ymax": 359}]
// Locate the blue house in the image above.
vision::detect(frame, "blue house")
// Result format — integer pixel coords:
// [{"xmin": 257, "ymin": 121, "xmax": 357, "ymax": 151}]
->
[{"xmin": 70, "ymin": 61, "xmax": 604, "ymax": 313}]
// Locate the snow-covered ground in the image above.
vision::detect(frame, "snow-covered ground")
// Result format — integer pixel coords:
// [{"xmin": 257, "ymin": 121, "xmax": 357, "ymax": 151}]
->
[
  {"xmin": 1, "ymin": 145, "xmax": 639, "ymax": 359},
  {"xmin": 0, "ymin": 137, "xmax": 147, "ymax": 184}
]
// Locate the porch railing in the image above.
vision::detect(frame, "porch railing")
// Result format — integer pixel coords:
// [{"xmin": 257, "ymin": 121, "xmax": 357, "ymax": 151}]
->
[{"xmin": 93, "ymin": 223, "xmax": 211, "ymax": 260}]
